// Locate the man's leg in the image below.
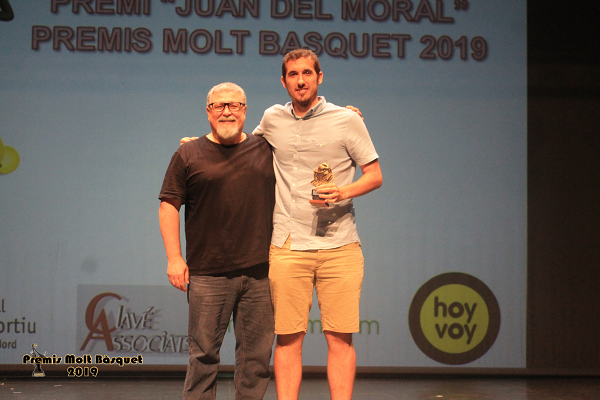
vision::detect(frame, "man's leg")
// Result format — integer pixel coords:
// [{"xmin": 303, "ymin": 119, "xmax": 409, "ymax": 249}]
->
[
  {"xmin": 269, "ymin": 239, "xmax": 318, "ymax": 400},
  {"xmin": 324, "ymin": 331, "xmax": 356, "ymax": 400},
  {"xmin": 315, "ymin": 242, "xmax": 364, "ymax": 400},
  {"xmin": 183, "ymin": 275, "xmax": 237, "ymax": 400},
  {"xmin": 232, "ymin": 263, "xmax": 275, "ymax": 400},
  {"xmin": 274, "ymin": 332, "xmax": 305, "ymax": 400}
]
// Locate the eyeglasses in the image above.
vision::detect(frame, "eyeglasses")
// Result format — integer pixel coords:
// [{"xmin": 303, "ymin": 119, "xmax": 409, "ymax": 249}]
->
[{"xmin": 208, "ymin": 102, "xmax": 246, "ymax": 113}]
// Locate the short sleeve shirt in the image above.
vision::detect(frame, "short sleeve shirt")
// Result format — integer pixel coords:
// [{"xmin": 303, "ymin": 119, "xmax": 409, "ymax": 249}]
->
[
  {"xmin": 253, "ymin": 97, "xmax": 379, "ymax": 250},
  {"xmin": 159, "ymin": 134, "xmax": 276, "ymax": 275}
]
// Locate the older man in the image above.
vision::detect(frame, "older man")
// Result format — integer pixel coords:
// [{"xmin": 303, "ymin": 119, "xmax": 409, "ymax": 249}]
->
[
  {"xmin": 159, "ymin": 82, "xmax": 275, "ymax": 400},
  {"xmin": 253, "ymin": 49, "xmax": 382, "ymax": 400}
]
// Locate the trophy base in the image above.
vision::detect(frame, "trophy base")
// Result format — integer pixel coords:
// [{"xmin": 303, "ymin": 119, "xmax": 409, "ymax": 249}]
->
[
  {"xmin": 310, "ymin": 189, "xmax": 329, "ymax": 207},
  {"xmin": 309, "ymin": 199, "xmax": 329, "ymax": 207}
]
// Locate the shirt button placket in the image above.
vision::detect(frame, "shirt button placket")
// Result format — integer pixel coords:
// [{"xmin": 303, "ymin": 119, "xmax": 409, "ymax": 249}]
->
[{"xmin": 291, "ymin": 119, "xmax": 303, "ymax": 231}]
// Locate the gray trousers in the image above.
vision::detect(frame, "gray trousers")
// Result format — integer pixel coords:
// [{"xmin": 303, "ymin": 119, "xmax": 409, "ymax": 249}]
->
[{"xmin": 183, "ymin": 263, "xmax": 275, "ymax": 400}]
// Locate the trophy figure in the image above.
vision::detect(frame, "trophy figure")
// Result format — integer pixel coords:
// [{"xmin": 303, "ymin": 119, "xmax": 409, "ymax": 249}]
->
[
  {"xmin": 30, "ymin": 344, "xmax": 46, "ymax": 377},
  {"xmin": 310, "ymin": 163, "xmax": 334, "ymax": 207}
]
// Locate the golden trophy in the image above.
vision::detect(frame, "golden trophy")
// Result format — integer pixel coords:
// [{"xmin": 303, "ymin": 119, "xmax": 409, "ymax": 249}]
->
[{"xmin": 310, "ymin": 163, "xmax": 334, "ymax": 207}]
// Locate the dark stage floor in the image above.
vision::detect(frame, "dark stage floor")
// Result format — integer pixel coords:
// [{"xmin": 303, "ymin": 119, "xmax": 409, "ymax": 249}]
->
[{"xmin": 2, "ymin": 376, "xmax": 600, "ymax": 400}]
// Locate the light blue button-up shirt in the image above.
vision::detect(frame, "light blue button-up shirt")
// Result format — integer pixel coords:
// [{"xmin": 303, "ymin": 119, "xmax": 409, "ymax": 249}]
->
[{"xmin": 253, "ymin": 97, "xmax": 379, "ymax": 250}]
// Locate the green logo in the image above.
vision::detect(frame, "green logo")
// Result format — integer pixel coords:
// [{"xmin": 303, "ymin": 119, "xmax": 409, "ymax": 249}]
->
[{"xmin": 409, "ymin": 272, "xmax": 500, "ymax": 364}]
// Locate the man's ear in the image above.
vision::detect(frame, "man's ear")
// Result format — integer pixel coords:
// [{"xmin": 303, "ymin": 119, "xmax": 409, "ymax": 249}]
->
[
  {"xmin": 281, "ymin": 76, "xmax": 286, "ymax": 88},
  {"xmin": 317, "ymin": 71, "xmax": 323, "ymax": 84}
]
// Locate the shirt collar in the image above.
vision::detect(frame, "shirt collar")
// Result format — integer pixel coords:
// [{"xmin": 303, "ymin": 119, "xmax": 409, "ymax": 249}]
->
[{"xmin": 286, "ymin": 96, "xmax": 326, "ymax": 120}]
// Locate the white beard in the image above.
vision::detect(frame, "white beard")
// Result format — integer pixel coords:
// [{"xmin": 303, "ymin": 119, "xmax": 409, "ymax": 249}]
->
[{"xmin": 216, "ymin": 121, "xmax": 240, "ymax": 142}]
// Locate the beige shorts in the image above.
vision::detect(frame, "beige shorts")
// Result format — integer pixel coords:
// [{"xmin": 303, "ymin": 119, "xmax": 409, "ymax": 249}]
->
[{"xmin": 269, "ymin": 238, "xmax": 364, "ymax": 334}]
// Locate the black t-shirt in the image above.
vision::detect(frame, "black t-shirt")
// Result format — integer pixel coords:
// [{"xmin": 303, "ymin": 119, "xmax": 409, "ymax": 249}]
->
[{"xmin": 159, "ymin": 134, "xmax": 275, "ymax": 275}]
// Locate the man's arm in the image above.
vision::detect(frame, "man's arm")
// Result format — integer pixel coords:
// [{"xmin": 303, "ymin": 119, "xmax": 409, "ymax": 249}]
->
[
  {"xmin": 159, "ymin": 198, "xmax": 188, "ymax": 292},
  {"xmin": 180, "ymin": 106, "xmax": 363, "ymax": 144},
  {"xmin": 345, "ymin": 105, "xmax": 363, "ymax": 120},
  {"xmin": 316, "ymin": 159, "xmax": 382, "ymax": 203},
  {"xmin": 180, "ymin": 136, "xmax": 199, "ymax": 145}
]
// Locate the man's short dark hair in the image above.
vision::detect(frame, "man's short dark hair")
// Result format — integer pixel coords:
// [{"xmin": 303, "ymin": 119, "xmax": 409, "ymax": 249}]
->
[{"xmin": 282, "ymin": 49, "xmax": 321, "ymax": 80}]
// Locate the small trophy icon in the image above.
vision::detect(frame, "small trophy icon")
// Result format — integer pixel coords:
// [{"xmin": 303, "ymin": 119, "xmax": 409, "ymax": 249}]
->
[
  {"xmin": 30, "ymin": 344, "xmax": 46, "ymax": 377},
  {"xmin": 310, "ymin": 163, "xmax": 334, "ymax": 207}
]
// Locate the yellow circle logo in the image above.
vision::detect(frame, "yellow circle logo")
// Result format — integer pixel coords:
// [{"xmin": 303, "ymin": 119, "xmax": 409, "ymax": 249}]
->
[
  {"xmin": 0, "ymin": 136, "xmax": 20, "ymax": 175},
  {"xmin": 409, "ymin": 273, "xmax": 500, "ymax": 364}
]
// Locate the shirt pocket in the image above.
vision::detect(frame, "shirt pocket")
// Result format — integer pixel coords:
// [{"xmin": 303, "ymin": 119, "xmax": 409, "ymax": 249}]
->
[{"xmin": 301, "ymin": 140, "xmax": 333, "ymax": 153}]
